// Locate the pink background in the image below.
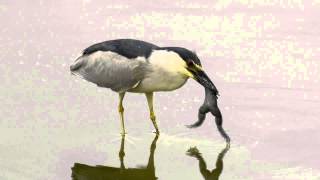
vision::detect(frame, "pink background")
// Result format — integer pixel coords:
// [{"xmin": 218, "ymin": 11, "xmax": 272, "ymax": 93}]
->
[{"xmin": 1, "ymin": 1, "xmax": 319, "ymax": 179}]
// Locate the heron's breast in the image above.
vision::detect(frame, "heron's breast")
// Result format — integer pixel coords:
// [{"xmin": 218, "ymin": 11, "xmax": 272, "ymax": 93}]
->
[
  {"xmin": 129, "ymin": 50, "xmax": 190, "ymax": 92},
  {"xmin": 130, "ymin": 67, "xmax": 188, "ymax": 92}
]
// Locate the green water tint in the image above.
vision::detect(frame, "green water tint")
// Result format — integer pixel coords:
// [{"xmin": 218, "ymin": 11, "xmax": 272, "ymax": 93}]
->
[
  {"xmin": 71, "ymin": 135, "xmax": 158, "ymax": 180},
  {"xmin": 71, "ymin": 135, "xmax": 229, "ymax": 180}
]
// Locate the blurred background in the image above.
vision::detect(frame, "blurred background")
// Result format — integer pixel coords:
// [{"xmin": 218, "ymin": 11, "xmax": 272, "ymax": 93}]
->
[{"xmin": 0, "ymin": 0, "xmax": 319, "ymax": 179}]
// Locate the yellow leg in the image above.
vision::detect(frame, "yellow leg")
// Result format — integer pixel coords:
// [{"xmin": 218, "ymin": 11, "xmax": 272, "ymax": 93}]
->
[
  {"xmin": 118, "ymin": 92, "xmax": 126, "ymax": 136},
  {"xmin": 146, "ymin": 92, "xmax": 160, "ymax": 134}
]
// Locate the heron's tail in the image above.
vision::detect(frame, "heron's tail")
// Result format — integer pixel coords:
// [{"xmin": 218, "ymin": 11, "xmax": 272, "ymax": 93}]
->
[{"xmin": 70, "ymin": 56, "xmax": 84, "ymax": 72}]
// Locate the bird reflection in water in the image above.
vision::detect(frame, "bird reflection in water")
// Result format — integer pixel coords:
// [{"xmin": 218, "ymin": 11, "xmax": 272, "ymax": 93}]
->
[
  {"xmin": 71, "ymin": 134, "xmax": 159, "ymax": 180},
  {"xmin": 186, "ymin": 143, "xmax": 230, "ymax": 180}
]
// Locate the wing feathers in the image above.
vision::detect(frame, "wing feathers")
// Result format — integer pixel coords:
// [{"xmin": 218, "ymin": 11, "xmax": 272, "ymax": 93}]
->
[{"xmin": 70, "ymin": 51, "xmax": 147, "ymax": 92}]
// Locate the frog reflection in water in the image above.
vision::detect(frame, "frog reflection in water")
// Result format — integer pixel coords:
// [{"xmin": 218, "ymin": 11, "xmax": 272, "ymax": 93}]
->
[
  {"xmin": 71, "ymin": 135, "xmax": 159, "ymax": 180},
  {"xmin": 187, "ymin": 144, "xmax": 230, "ymax": 180}
]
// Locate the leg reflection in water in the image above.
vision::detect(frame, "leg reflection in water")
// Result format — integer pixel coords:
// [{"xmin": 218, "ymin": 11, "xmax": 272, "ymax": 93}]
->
[
  {"xmin": 71, "ymin": 134, "xmax": 159, "ymax": 180},
  {"xmin": 186, "ymin": 143, "xmax": 230, "ymax": 180}
]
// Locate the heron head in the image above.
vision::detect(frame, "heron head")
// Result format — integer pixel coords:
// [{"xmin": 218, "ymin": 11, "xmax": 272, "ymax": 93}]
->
[
  {"xmin": 176, "ymin": 51, "xmax": 216, "ymax": 92},
  {"xmin": 184, "ymin": 59, "xmax": 217, "ymax": 91},
  {"xmin": 159, "ymin": 47, "xmax": 217, "ymax": 92}
]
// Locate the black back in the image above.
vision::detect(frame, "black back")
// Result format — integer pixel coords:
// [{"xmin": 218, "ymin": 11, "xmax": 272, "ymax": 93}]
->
[
  {"xmin": 83, "ymin": 39, "xmax": 202, "ymax": 66},
  {"xmin": 82, "ymin": 39, "xmax": 159, "ymax": 59}
]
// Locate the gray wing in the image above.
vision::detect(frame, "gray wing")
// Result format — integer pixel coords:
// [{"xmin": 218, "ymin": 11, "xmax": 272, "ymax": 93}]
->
[{"xmin": 70, "ymin": 51, "xmax": 148, "ymax": 92}]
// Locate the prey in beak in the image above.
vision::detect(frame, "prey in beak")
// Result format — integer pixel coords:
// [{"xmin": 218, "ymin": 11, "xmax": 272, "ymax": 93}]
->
[
  {"xmin": 186, "ymin": 62, "xmax": 219, "ymax": 96},
  {"xmin": 185, "ymin": 61, "xmax": 230, "ymax": 143}
]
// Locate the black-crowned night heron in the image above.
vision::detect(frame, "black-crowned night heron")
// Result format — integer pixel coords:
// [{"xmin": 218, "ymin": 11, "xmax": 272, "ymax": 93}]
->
[{"xmin": 70, "ymin": 39, "xmax": 228, "ymax": 141}]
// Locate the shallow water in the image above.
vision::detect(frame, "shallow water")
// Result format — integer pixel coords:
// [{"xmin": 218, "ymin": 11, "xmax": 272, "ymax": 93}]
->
[{"xmin": 1, "ymin": 1, "xmax": 320, "ymax": 179}]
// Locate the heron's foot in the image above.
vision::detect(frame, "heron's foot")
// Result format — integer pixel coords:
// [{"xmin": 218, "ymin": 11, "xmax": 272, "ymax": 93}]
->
[
  {"xmin": 152, "ymin": 130, "xmax": 160, "ymax": 134},
  {"xmin": 150, "ymin": 113, "xmax": 160, "ymax": 135},
  {"xmin": 120, "ymin": 131, "xmax": 127, "ymax": 136}
]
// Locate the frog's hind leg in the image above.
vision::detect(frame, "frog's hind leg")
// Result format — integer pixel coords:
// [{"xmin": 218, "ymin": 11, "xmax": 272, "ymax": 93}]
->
[
  {"xmin": 186, "ymin": 105, "xmax": 209, "ymax": 128},
  {"xmin": 210, "ymin": 104, "xmax": 230, "ymax": 143}
]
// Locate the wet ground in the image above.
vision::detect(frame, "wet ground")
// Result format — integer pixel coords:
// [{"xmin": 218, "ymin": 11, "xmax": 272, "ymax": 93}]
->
[{"xmin": 1, "ymin": 1, "xmax": 320, "ymax": 179}]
